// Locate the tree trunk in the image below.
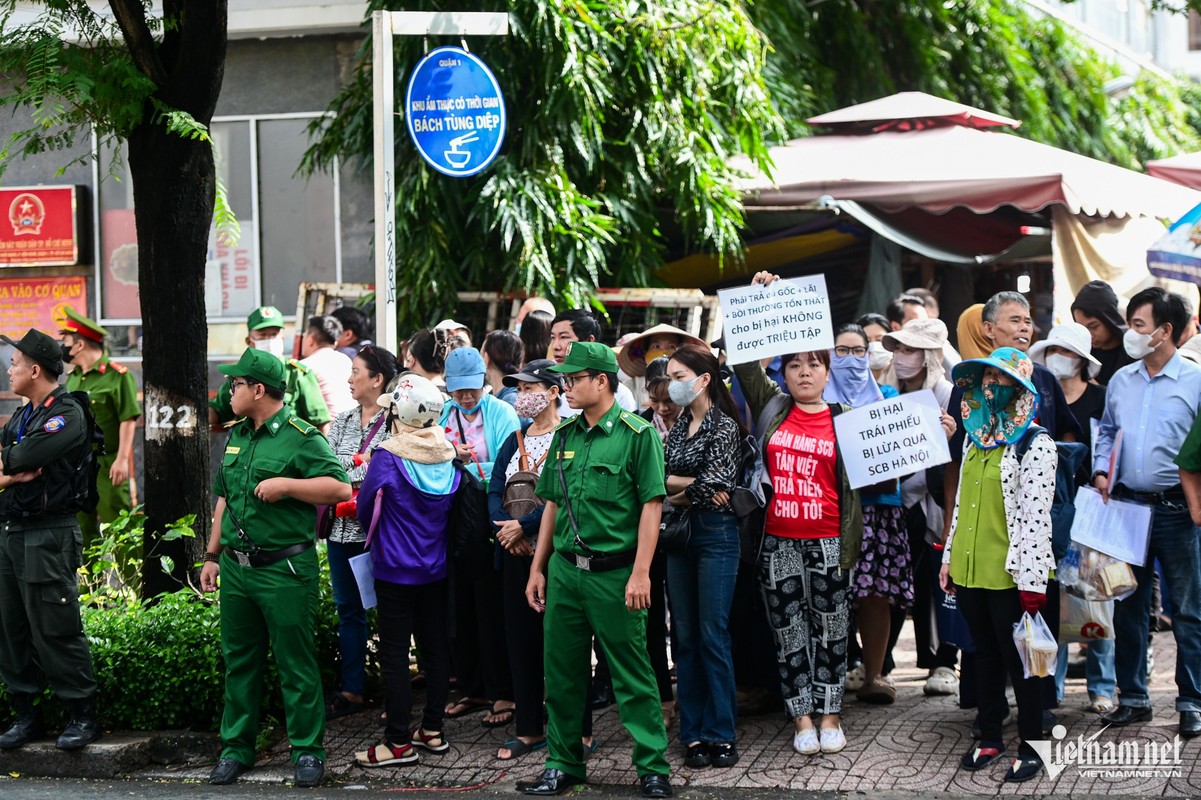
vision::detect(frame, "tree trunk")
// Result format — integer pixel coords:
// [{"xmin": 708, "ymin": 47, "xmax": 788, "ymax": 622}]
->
[{"xmin": 119, "ymin": 0, "xmax": 228, "ymax": 598}]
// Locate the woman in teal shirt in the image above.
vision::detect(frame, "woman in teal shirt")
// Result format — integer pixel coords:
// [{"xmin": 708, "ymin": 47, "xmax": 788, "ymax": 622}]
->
[{"xmin": 939, "ymin": 347, "xmax": 1056, "ymax": 784}]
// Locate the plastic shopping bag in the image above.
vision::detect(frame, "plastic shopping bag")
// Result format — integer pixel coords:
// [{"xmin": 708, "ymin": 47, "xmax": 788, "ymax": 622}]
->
[
  {"xmin": 1013, "ymin": 611, "xmax": 1058, "ymax": 679},
  {"xmin": 1059, "ymin": 541, "xmax": 1137, "ymax": 602},
  {"xmin": 934, "ymin": 579, "xmax": 974, "ymax": 652},
  {"xmin": 1058, "ymin": 586, "xmax": 1114, "ymax": 643}
]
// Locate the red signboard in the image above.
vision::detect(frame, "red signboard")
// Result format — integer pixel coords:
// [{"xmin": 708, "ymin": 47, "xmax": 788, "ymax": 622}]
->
[
  {"xmin": 0, "ymin": 277, "xmax": 87, "ymax": 340},
  {"xmin": 0, "ymin": 186, "xmax": 80, "ymax": 266}
]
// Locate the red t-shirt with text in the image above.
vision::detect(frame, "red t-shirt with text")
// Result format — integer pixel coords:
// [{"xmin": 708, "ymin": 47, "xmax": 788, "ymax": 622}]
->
[{"xmin": 764, "ymin": 405, "xmax": 840, "ymax": 539}]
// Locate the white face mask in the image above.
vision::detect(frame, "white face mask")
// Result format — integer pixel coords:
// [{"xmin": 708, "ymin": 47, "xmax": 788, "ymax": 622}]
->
[
  {"xmin": 1123, "ymin": 327, "xmax": 1161, "ymax": 361},
  {"xmin": 253, "ymin": 337, "xmax": 286, "ymax": 359},
  {"xmin": 1044, "ymin": 353, "xmax": 1080, "ymax": 381},
  {"xmin": 892, "ymin": 349, "xmax": 926, "ymax": 380},
  {"xmin": 867, "ymin": 341, "xmax": 891, "ymax": 371}
]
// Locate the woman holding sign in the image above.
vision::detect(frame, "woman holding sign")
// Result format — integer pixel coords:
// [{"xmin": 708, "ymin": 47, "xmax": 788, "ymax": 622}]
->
[
  {"xmin": 733, "ymin": 272, "xmax": 863, "ymax": 757},
  {"xmin": 939, "ymin": 347, "xmax": 1056, "ymax": 783}
]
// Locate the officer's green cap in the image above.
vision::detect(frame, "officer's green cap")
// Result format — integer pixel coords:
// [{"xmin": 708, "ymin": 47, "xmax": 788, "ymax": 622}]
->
[
  {"xmin": 0, "ymin": 328, "xmax": 63, "ymax": 377},
  {"xmin": 218, "ymin": 347, "xmax": 287, "ymax": 392},
  {"xmin": 247, "ymin": 306, "xmax": 284, "ymax": 332},
  {"xmin": 59, "ymin": 305, "xmax": 107, "ymax": 342},
  {"xmin": 548, "ymin": 341, "xmax": 618, "ymax": 374}
]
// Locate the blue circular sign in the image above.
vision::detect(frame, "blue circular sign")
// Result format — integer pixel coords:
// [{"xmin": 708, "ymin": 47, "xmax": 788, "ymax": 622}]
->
[{"xmin": 405, "ymin": 46, "xmax": 507, "ymax": 178}]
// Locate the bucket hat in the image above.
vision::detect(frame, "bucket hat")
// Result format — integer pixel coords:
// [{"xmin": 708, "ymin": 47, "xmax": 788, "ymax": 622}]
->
[
  {"xmin": 1028, "ymin": 322, "xmax": 1102, "ymax": 379},
  {"xmin": 951, "ymin": 347, "xmax": 1039, "ymax": 449}
]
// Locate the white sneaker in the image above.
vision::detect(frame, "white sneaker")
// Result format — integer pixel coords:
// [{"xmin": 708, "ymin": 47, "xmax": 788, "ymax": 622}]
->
[
  {"xmin": 819, "ymin": 726, "xmax": 846, "ymax": 754},
  {"xmin": 845, "ymin": 664, "xmax": 866, "ymax": 691},
  {"xmin": 793, "ymin": 728, "xmax": 820, "ymax": 755},
  {"xmin": 924, "ymin": 666, "xmax": 959, "ymax": 696}
]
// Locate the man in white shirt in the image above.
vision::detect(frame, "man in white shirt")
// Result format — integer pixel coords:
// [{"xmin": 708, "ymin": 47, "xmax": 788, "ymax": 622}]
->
[
  {"xmin": 300, "ymin": 316, "xmax": 356, "ymax": 419},
  {"xmin": 549, "ymin": 310, "xmax": 637, "ymax": 417}
]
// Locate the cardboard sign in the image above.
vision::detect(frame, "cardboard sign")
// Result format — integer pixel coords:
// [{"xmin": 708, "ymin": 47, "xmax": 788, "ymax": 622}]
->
[
  {"xmin": 833, "ymin": 389, "xmax": 951, "ymax": 489},
  {"xmin": 717, "ymin": 276, "xmax": 833, "ymax": 364}
]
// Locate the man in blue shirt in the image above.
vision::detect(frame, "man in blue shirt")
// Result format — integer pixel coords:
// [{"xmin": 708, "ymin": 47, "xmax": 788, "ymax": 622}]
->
[{"xmin": 1092, "ymin": 287, "xmax": 1201, "ymax": 738}]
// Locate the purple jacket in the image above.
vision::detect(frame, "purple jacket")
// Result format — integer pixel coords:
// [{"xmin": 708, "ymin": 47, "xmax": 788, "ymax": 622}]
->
[{"xmin": 357, "ymin": 450, "xmax": 460, "ymax": 585}]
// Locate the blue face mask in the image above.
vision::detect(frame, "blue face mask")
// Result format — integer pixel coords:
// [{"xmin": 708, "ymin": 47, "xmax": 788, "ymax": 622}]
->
[
  {"xmin": 831, "ymin": 352, "xmax": 869, "ymax": 373},
  {"xmin": 448, "ymin": 398, "xmax": 479, "ymax": 416}
]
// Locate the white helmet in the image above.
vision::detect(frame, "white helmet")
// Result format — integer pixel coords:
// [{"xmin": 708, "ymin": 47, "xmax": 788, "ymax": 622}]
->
[{"xmin": 378, "ymin": 374, "xmax": 444, "ymax": 429}]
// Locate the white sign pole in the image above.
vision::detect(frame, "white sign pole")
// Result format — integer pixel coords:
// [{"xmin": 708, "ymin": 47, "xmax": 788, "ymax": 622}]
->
[{"xmin": 371, "ymin": 10, "xmax": 510, "ymax": 353}]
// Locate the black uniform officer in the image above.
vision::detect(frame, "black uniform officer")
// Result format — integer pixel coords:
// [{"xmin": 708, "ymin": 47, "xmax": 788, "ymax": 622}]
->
[{"xmin": 0, "ymin": 328, "xmax": 101, "ymax": 750}]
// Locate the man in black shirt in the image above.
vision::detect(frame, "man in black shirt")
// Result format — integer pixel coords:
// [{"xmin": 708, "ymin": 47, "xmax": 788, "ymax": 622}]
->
[
  {"xmin": 1071, "ymin": 280, "xmax": 1134, "ymax": 386},
  {"xmin": 0, "ymin": 329, "xmax": 100, "ymax": 750}
]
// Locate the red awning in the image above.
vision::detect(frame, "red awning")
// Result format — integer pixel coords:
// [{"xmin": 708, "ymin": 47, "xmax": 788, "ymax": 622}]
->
[
  {"xmin": 1146, "ymin": 152, "xmax": 1201, "ymax": 190},
  {"xmin": 806, "ymin": 91, "xmax": 1021, "ymax": 132}
]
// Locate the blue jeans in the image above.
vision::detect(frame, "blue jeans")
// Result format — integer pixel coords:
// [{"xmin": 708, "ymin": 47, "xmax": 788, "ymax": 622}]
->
[
  {"xmin": 326, "ymin": 538, "xmax": 369, "ymax": 695},
  {"xmin": 1112, "ymin": 503, "xmax": 1201, "ymax": 711},
  {"xmin": 665, "ymin": 511, "xmax": 739, "ymax": 745},
  {"xmin": 1055, "ymin": 638, "xmax": 1116, "ymax": 702}
]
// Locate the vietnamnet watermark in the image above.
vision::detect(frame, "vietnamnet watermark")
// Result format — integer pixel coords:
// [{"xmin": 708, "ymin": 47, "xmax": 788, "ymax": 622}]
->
[{"xmin": 1030, "ymin": 724, "xmax": 1183, "ymax": 779}]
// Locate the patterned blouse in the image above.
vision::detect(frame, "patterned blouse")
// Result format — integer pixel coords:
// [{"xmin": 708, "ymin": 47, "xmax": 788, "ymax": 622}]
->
[
  {"xmin": 327, "ymin": 406, "xmax": 391, "ymax": 544},
  {"xmin": 663, "ymin": 407, "xmax": 740, "ymax": 513}
]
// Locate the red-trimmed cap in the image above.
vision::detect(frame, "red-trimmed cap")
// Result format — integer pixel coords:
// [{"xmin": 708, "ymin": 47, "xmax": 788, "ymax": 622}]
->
[{"xmin": 59, "ymin": 305, "xmax": 107, "ymax": 342}]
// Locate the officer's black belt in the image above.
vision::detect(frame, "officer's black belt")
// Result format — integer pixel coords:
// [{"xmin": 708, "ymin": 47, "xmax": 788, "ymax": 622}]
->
[
  {"xmin": 558, "ymin": 548, "xmax": 636, "ymax": 573},
  {"xmin": 1113, "ymin": 484, "xmax": 1187, "ymax": 506},
  {"xmin": 227, "ymin": 539, "xmax": 315, "ymax": 568},
  {"xmin": 1, "ymin": 515, "xmax": 79, "ymax": 532}
]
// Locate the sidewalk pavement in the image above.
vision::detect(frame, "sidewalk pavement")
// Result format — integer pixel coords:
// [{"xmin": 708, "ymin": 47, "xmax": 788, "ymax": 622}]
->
[{"xmin": 137, "ymin": 622, "xmax": 1201, "ymax": 795}]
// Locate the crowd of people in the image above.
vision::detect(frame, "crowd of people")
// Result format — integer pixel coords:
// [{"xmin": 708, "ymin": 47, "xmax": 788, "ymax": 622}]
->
[{"xmin": 3, "ymin": 274, "xmax": 1200, "ymax": 793}]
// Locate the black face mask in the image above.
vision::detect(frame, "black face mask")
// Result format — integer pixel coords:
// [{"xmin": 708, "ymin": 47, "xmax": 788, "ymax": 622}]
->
[{"xmin": 60, "ymin": 342, "xmax": 75, "ymax": 363}]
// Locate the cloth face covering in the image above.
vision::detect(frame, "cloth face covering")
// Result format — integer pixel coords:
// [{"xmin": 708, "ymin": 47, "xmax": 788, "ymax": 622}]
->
[{"xmin": 514, "ymin": 391, "xmax": 550, "ymax": 419}]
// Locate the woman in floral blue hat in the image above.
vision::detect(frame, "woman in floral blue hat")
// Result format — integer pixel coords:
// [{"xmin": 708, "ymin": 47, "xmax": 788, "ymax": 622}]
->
[{"xmin": 939, "ymin": 347, "xmax": 1056, "ymax": 784}]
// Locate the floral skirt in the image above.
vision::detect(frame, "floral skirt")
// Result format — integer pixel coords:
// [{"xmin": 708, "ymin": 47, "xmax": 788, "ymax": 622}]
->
[{"xmin": 851, "ymin": 504, "xmax": 914, "ymax": 608}]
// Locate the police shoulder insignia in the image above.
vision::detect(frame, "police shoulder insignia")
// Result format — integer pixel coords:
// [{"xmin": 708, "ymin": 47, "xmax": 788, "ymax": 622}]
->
[
  {"xmin": 288, "ymin": 359, "xmax": 310, "ymax": 375},
  {"xmin": 553, "ymin": 417, "xmax": 575, "ymax": 432},
  {"xmin": 619, "ymin": 411, "xmax": 650, "ymax": 433},
  {"xmin": 43, "ymin": 415, "xmax": 66, "ymax": 433},
  {"xmin": 110, "ymin": 361, "xmax": 128, "ymax": 374},
  {"xmin": 288, "ymin": 417, "xmax": 316, "ymax": 435}
]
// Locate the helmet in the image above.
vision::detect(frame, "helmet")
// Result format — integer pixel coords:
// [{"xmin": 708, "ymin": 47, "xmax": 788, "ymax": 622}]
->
[{"xmin": 379, "ymin": 374, "xmax": 445, "ymax": 429}]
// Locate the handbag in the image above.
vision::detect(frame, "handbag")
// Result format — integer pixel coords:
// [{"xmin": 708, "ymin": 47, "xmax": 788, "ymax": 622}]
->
[
  {"xmin": 450, "ymin": 454, "xmax": 493, "ymax": 577},
  {"xmin": 658, "ymin": 502, "xmax": 693, "ymax": 552},
  {"xmin": 502, "ymin": 429, "xmax": 548, "ymax": 519},
  {"xmin": 318, "ymin": 413, "xmax": 386, "ymax": 539}
]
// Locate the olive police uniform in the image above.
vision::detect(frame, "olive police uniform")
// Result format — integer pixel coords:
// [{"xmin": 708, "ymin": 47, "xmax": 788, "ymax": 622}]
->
[
  {"xmin": 535, "ymin": 343, "xmax": 670, "ymax": 781},
  {"xmin": 210, "ymin": 307, "xmax": 331, "ymax": 429},
  {"xmin": 213, "ymin": 351, "xmax": 348, "ymax": 767},
  {"xmin": 0, "ymin": 335, "xmax": 96, "ymax": 711},
  {"xmin": 61, "ymin": 307, "xmax": 141, "ymax": 546}
]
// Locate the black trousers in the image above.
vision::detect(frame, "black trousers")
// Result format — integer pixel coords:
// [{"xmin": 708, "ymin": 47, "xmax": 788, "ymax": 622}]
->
[
  {"xmin": 451, "ymin": 561, "xmax": 514, "ymax": 703},
  {"xmin": 956, "ymin": 587, "xmax": 1042, "ymax": 750},
  {"xmin": 501, "ymin": 549, "xmax": 593, "ymax": 739},
  {"xmin": 377, "ymin": 578, "xmax": 451, "ymax": 744}
]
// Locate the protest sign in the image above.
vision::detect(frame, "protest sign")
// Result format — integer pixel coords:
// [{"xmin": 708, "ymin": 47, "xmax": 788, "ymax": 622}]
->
[
  {"xmin": 833, "ymin": 389, "xmax": 951, "ymax": 489},
  {"xmin": 717, "ymin": 276, "xmax": 833, "ymax": 364}
]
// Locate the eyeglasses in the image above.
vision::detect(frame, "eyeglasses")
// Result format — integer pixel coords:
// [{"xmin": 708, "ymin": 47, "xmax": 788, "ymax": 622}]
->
[
  {"xmin": 230, "ymin": 380, "xmax": 257, "ymax": 392},
  {"xmin": 562, "ymin": 373, "xmax": 594, "ymax": 389},
  {"xmin": 834, "ymin": 346, "xmax": 867, "ymax": 357}
]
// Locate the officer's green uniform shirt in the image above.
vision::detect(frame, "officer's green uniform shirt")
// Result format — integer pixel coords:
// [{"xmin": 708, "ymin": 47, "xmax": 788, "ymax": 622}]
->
[
  {"xmin": 214, "ymin": 406, "xmax": 348, "ymax": 550},
  {"xmin": 211, "ymin": 359, "xmax": 331, "ymax": 428},
  {"xmin": 66, "ymin": 355, "xmax": 140, "ymax": 454},
  {"xmin": 536, "ymin": 400, "xmax": 666, "ymax": 554}
]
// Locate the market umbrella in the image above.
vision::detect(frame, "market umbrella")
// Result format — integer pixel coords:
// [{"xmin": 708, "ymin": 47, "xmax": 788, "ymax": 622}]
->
[{"xmin": 1147, "ymin": 202, "xmax": 1201, "ymax": 283}]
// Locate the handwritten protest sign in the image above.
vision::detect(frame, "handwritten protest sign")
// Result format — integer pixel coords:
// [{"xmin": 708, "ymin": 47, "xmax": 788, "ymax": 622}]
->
[
  {"xmin": 833, "ymin": 390, "xmax": 951, "ymax": 489},
  {"xmin": 717, "ymin": 276, "xmax": 833, "ymax": 364}
]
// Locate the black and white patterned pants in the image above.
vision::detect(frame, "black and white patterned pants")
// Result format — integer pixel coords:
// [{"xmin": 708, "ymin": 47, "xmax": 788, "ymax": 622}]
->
[{"xmin": 759, "ymin": 535, "xmax": 849, "ymax": 718}]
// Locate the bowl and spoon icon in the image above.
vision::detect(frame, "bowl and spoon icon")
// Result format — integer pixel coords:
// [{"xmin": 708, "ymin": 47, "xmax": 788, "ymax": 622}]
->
[{"xmin": 444, "ymin": 131, "xmax": 479, "ymax": 168}]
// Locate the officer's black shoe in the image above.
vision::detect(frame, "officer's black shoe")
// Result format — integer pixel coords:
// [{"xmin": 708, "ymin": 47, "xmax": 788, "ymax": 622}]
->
[
  {"xmin": 209, "ymin": 757, "xmax": 249, "ymax": 785},
  {"xmin": 0, "ymin": 714, "xmax": 43, "ymax": 750},
  {"xmin": 1180, "ymin": 711, "xmax": 1201, "ymax": 738},
  {"xmin": 640, "ymin": 774, "xmax": 673, "ymax": 798},
  {"xmin": 518, "ymin": 768, "xmax": 585, "ymax": 796},
  {"xmin": 1101, "ymin": 705, "xmax": 1153, "ymax": 727},
  {"xmin": 294, "ymin": 754, "xmax": 324, "ymax": 787},
  {"xmin": 56, "ymin": 700, "xmax": 102, "ymax": 750}
]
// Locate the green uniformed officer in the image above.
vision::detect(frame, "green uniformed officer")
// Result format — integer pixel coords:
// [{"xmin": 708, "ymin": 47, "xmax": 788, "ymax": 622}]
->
[
  {"xmin": 59, "ymin": 306, "xmax": 141, "ymax": 548},
  {"xmin": 198, "ymin": 347, "xmax": 350, "ymax": 788},
  {"xmin": 520, "ymin": 341, "xmax": 672, "ymax": 798},
  {"xmin": 208, "ymin": 306, "xmax": 331, "ymax": 431},
  {"xmin": 0, "ymin": 328, "xmax": 102, "ymax": 751}
]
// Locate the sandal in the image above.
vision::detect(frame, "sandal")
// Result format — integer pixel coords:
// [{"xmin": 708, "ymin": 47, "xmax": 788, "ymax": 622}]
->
[
  {"xmin": 1088, "ymin": 696, "xmax": 1115, "ymax": 714},
  {"xmin": 326, "ymin": 691, "xmax": 365, "ymax": 720},
  {"xmin": 354, "ymin": 741, "xmax": 418, "ymax": 767},
  {"xmin": 412, "ymin": 727, "xmax": 449, "ymax": 753},
  {"xmin": 444, "ymin": 698, "xmax": 490, "ymax": 718},
  {"xmin": 496, "ymin": 737, "xmax": 547, "ymax": 761},
  {"xmin": 482, "ymin": 703, "xmax": 515, "ymax": 728},
  {"xmin": 961, "ymin": 744, "xmax": 1006, "ymax": 771}
]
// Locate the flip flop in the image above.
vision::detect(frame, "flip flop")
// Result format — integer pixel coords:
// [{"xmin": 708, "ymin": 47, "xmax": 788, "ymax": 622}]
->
[
  {"xmin": 496, "ymin": 737, "xmax": 547, "ymax": 761},
  {"xmin": 445, "ymin": 698, "xmax": 490, "ymax": 718},
  {"xmin": 482, "ymin": 703, "xmax": 515, "ymax": 728}
]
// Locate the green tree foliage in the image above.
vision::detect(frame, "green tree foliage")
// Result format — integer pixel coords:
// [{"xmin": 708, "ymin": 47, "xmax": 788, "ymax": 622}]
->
[
  {"xmin": 303, "ymin": 0, "xmax": 784, "ymax": 326},
  {"xmin": 308, "ymin": 1, "xmax": 1201, "ymax": 321}
]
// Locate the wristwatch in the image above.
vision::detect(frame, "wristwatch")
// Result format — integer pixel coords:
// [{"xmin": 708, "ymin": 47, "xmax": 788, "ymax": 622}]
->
[{"xmin": 202, "ymin": 551, "xmax": 221, "ymax": 563}]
